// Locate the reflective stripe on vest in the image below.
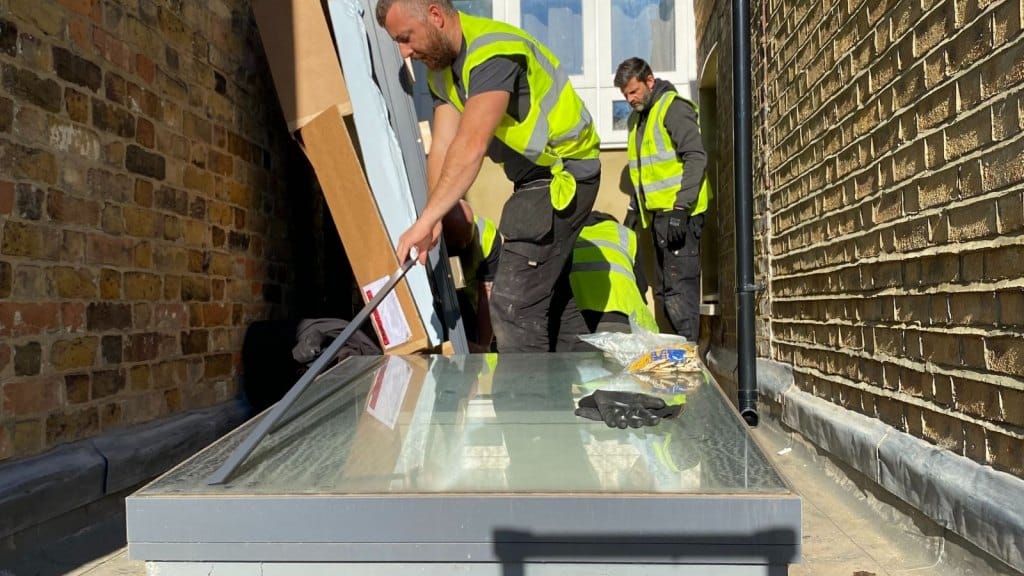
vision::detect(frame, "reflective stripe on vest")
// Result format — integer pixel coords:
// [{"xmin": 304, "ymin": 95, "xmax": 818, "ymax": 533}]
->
[
  {"xmin": 475, "ymin": 216, "xmax": 497, "ymax": 260},
  {"xmin": 627, "ymin": 91, "xmax": 711, "ymax": 228},
  {"xmin": 570, "ymin": 221, "xmax": 659, "ymax": 332},
  {"xmin": 428, "ymin": 12, "xmax": 600, "ymax": 210}
]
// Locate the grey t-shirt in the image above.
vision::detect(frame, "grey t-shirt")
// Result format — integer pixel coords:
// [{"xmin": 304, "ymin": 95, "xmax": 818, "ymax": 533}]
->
[{"xmin": 432, "ymin": 41, "xmax": 600, "ymax": 186}]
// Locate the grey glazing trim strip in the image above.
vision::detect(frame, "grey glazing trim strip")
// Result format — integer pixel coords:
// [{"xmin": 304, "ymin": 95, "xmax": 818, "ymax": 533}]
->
[{"xmin": 206, "ymin": 258, "xmax": 417, "ymax": 485}]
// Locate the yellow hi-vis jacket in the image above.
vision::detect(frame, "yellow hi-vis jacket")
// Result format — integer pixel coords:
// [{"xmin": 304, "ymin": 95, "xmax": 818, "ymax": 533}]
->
[
  {"xmin": 428, "ymin": 12, "xmax": 600, "ymax": 210},
  {"xmin": 627, "ymin": 92, "xmax": 711, "ymax": 228},
  {"xmin": 570, "ymin": 220, "xmax": 659, "ymax": 332}
]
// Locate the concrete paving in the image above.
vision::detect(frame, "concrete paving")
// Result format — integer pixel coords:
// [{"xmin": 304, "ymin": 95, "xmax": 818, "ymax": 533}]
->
[{"xmin": 0, "ymin": 413, "xmax": 1019, "ymax": 576}]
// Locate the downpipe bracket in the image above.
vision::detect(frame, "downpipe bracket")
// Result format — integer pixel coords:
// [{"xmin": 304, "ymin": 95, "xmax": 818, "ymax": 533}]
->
[{"xmin": 738, "ymin": 282, "xmax": 766, "ymax": 294}]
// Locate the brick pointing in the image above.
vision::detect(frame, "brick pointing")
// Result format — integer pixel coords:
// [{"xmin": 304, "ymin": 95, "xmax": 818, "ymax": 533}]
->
[
  {"xmin": 0, "ymin": 0, "xmax": 308, "ymax": 461},
  {"xmin": 697, "ymin": 0, "xmax": 1024, "ymax": 477}
]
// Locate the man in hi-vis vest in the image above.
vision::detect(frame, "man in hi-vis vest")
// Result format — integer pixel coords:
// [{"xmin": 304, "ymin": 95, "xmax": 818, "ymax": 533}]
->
[
  {"xmin": 570, "ymin": 212, "xmax": 659, "ymax": 335},
  {"xmin": 378, "ymin": 0, "xmax": 600, "ymax": 353},
  {"xmin": 615, "ymin": 57, "xmax": 710, "ymax": 341},
  {"xmin": 442, "ymin": 200, "xmax": 501, "ymax": 351}
]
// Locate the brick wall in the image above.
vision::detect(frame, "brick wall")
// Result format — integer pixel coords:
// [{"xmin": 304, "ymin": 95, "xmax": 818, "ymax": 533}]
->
[
  {"xmin": 0, "ymin": 0, "xmax": 320, "ymax": 461},
  {"xmin": 696, "ymin": 0, "xmax": 1024, "ymax": 478}
]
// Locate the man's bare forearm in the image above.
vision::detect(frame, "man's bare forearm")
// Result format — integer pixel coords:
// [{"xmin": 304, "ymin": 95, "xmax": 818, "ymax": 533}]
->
[{"xmin": 420, "ymin": 136, "xmax": 487, "ymax": 228}]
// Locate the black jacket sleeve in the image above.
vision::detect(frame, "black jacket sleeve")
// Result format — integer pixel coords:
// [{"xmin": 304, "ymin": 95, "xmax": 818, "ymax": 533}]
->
[{"xmin": 662, "ymin": 100, "xmax": 708, "ymax": 210}]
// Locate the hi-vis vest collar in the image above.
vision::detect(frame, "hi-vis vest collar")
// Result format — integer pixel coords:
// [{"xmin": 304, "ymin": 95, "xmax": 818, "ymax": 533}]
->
[{"xmin": 427, "ymin": 12, "xmax": 600, "ymax": 210}]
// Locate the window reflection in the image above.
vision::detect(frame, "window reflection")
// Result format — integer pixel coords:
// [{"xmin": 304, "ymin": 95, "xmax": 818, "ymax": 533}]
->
[
  {"xmin": 613, "ymin": 100, "xmax": 633, "ymax": 131},
  {"xmin": 611, "ymin": 0, "xmax": 676, "ymax": 72},
  {"xmin": 520, "ymin": 0, "xmax": 583, "ymax": 75},
  {"xmin": 453, "ymin": 0, "xmax": 492, "ymax": 17}
]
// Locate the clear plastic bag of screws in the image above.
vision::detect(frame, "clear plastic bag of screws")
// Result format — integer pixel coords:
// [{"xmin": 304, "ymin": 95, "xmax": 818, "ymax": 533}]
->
[{"xmin": 579, "ymin": 316, "xmax": 701, "ymax": 374}]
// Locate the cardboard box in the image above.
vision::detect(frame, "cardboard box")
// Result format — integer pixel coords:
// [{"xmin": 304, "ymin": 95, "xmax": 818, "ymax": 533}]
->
[{"xmin": 253, "ymin": 0, "xmax": 429, "ymax": 354}]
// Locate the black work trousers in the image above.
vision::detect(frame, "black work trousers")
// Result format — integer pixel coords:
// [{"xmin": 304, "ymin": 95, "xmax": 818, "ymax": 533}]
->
[
  {"xmin": 490, "ymin": 172, "xmax": 600, "ymax": 352},
  {"xmin": 650, "ymin": 211, "xmax": 704, "ymax": 341}
]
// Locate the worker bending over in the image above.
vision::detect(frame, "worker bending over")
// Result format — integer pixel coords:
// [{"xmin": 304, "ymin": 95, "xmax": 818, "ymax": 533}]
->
[
  {"xmin": 442, "ymin": 200, "xmax": 500, "ymax": 351},
  {"xmin": 377, "ymin": 0, "xmax": 600, "ymax": 352},
  {"xmin": 450, "ymin": 203, "xmax": 658, "ymax": 340},
  {"xmin": 616, "ymin": 57, "xmax": 710, "ymax": 341},
  {"xmin": 570, "ymin": 211, "xmax": 659, "ymax": 334}
]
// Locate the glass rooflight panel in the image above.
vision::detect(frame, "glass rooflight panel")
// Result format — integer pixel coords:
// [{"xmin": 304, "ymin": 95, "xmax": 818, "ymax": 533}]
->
[
  {"xmin": 139, "ymin": 354, "xmax": 788, "ymax": 496},
  {"xmin": 520, "ymin": 0, "xmax": 583, "ymax": 75},
  {"xmin": 611, "ymin": 0, "xmax": 676, "ymax": 72}
]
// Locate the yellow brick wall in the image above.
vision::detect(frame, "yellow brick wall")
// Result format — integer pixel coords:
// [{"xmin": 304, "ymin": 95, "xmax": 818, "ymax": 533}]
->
[{"xmin": 695, "ymin": 0, "xmax": 1024, "ymax": 477}]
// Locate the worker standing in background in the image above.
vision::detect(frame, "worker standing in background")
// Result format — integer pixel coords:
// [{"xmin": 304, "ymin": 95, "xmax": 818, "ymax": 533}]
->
[
  {"xmin": 449, "ymin": 202, "xmax": 658, "ymax": 343},
  {"xmin": 570, "ymin": 211, "xmax": 659, "ymax": 335},
  {"xmin": 615, "ymin": 57, "xmax": 710, "ymax": 342},
  {"xmin": 442, "ymin": 200, "xmax": 500, "ymax": 351},
  {"xmin": 377, "ymin": 0, "xmax": 601, "ymax": 352}
]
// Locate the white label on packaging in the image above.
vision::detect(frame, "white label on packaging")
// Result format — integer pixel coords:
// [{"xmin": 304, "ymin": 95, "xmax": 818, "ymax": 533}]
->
[
  {"xmin": 366, "ymin": 356, "xmax": 412, "ymax": 429},
  {"xmin": 363, "ymin": 274, "xmax": 412, "ymax": 349}
]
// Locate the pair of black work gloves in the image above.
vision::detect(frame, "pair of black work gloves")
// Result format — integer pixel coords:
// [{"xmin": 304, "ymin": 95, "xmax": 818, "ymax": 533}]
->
[
  {"xmin": 575, "ymin": 390, "xmax": 684, "ymax": 429},
  {"xmin": 623, "ymin": 208, "xmax": 694, "ymax": 248}
]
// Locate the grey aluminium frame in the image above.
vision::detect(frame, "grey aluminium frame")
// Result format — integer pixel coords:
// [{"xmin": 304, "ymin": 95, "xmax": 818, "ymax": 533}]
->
[{"xmin": 127, "ymin": 493, "xmax": 801, "ymax": 565}]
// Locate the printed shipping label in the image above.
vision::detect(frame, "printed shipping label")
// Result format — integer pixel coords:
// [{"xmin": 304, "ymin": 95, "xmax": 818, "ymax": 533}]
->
[{"xmin": 363, "ymin": 274, "xmax": 413, "ymax": 349}]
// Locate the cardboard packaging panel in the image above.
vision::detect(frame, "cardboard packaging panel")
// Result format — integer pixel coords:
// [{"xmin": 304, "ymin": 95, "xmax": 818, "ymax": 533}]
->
[{"xmin": 253, "ymin": 0, "xmax": 429, "ymax": 354}]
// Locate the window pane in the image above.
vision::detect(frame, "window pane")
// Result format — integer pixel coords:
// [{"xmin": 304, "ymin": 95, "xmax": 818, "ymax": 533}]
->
[
  {"xmin": 520, "ymin": 0, "xmax": 583, "ymax": 75},
  {"xmin": 611, "ymin": 0, "xmax": 676, "ymax": 73},
  {"xmin": 612, "ymin": 100, "xmax": 632, "ymax": 131},
  {"xmin": 453, "ymin": 0, "xmax": 492, "ymax": 17}
]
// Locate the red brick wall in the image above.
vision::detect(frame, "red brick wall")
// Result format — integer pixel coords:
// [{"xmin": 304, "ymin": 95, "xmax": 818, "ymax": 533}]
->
[
  {"xmin": 696, "ymin": 0, "xmax": 1024, "ymax": 478},
  {"xmin": 0, "ymin": 0, "xmax": 314, "ymax": 460}
]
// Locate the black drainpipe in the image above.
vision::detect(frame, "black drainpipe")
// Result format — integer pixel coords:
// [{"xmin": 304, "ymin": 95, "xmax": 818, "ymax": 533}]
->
[{"xmin": 733, "ymin": 0, "xmax": 759, "ymax": 426}]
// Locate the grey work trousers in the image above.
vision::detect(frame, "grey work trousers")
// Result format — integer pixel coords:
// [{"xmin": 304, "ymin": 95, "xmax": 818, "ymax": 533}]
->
[
  {"xmin": 650, "ymin": 211, "xmax": 704, "ymax": 341},
  {"xmin": 489, "ymin": 172, "xmax": 600, "ymax": 353}
]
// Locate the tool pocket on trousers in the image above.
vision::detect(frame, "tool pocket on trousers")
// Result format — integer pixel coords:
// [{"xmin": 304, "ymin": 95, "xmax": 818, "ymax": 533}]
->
[
  {"xmin": 666, "ymin": 252, "xmax": 701, "ymax": 281},
  {"xmin": 499, "ymin": 180, "xmax": 553, "ymax": 244},
  {"xmin": 502, "ymin": 240, "xmax": 558, "ymax": 266}
]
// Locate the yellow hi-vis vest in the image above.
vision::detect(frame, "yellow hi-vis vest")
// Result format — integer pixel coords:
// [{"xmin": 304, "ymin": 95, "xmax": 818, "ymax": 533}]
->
[
  {"xmin": 627, "ymin": 92, "xmax": 711, "ymax": 228},
  {"xmin": 428, "ymin": 12, "xmax": 600, "ymax": 210},
  {"xmin": 570, "ymin": 220, "xmax": 659, "ymax": 332},
  {"xmin": 463, "ymin": 216, "xmax": 498, "ymax": 312}
]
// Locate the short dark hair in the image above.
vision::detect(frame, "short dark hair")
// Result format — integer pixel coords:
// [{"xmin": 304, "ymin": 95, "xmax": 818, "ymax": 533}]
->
[
  {"xmin": 375, "ymin": 0, "xmax": 456, "ymax": 26},
  {"xmin": 613, "ymin": 57, "xmax": 653, "ymax": 89}
]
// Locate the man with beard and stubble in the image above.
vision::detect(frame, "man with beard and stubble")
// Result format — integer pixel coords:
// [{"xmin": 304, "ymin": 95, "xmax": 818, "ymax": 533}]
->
[
  {"xmin": 615, "ymin": 57, "xmax": 710, "ymax": 342},
  {"xmin": 376, "ymin": 0, "xmax": 601, "ymax": 353}
]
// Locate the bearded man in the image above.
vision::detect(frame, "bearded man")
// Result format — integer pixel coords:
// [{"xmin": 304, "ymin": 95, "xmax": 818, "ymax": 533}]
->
[
  {"xmin": 615, "ymin": 57, "xmax": 710, "ymax": 341},
  {"xmin": 377, "ymin": 0, "xmax": 601, "ymax": 352}
]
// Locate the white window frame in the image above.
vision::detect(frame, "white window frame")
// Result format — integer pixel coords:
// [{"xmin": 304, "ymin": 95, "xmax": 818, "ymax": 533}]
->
[{"xmin": 449, "ymin": 0, "xmax": 697, "ymax": 148}]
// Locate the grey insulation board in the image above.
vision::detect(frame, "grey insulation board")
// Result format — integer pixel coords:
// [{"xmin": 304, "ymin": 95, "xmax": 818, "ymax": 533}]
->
[
  {"xmin": 327, "ymin": 0, "xmax": 467, "ymax": 352},
  {"xmin": 348, "ymin": 0, "xmax": 468, "ymax": 353}
]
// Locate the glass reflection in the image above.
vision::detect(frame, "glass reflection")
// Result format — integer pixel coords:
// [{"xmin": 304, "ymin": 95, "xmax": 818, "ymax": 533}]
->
[
  {"xmin": 141, "ymin": 354, "xmax": 786, "ymax": 496},
  {"xmin": 521, "ymin": 0, "xmax": 583, "ymax": 75},
  {"xmin": 612, "ymin": 0, "xmax": 676, "ymax": 72}
]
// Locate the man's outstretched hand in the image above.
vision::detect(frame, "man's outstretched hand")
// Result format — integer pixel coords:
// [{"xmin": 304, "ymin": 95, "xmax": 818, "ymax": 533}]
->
[
  {"xmin": 398, "ymin": 218, "xmax": 442, "ymax": 265},
  {"xmin": 575, "ymin": 390, "xmax": 683, "ymax": 429}
]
